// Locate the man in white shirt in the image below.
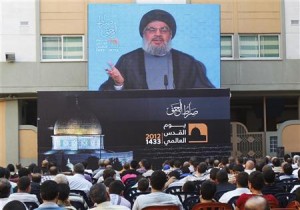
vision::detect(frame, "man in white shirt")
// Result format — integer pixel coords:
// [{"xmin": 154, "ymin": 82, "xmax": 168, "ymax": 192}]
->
[
  {"xmin": 109, "ymin": 180, "xmax": 131, "ymax": 209},
  {"xmin": 67, "ymin": 163, "xmax": 92, "ymax": 195},
  {"xmin": 132, "ymin": 170, "xmax": 183, "ymax": 210},
  {"xmin": 219, "ymin": 172, "xmax": 250, "ymax": 203},
  {"xmin": 9, "ymin": 176, "xmax": 39, "ymax": 205},
  {"xmin": 0, "ymin": 178, "xmax": 12, "ymax": 209},
  {"xmin": 89, "ymin": 183, "xmax": 130, "ymax": 210}
]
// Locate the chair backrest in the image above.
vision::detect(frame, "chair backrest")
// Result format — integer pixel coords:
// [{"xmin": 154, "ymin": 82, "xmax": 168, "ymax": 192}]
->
[
  {"xmin": 142, "ymin": 205, "xmax": 180, "ymax": 210},
  {"xmin": 286, "ymin": 200, "xmax": 298, "ymax": 208},
  {"xmin": 213, "ymin": 190, "xmax": 230, "ymax": 202},
  {"xmin": 277, "ymin": 178, "xmax": 299, "ymax": 192},
  {"xmin": 227, "ymin": 195, "xmax": 240, "ymax": 210},
  {"xmin": 182, "ymin": 195, "xmax": 200, "ymax": 210},
  {"xmin": 70, "ymin": 189, "xmax": 93, "ymax": 207},
  {"xmin": 274, "ymin": 192, "xmax": 296, "ymax": 208},
  {"xmin": 191, "ymin": 202, "xmax": 232, "ymax": 210},
  {"xmin": 165, "ymin": 186, "xmax": 183, "ymax": 194},
  {"xmin": 24, "ymin": 202, "xmax": 39, "ymax": 210},
  {"xmin": 70, "ymin": 200, "xmax": 87, "ymax": 210}
]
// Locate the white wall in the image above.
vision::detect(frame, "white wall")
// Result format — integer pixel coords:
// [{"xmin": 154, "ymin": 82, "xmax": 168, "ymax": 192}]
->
[
  {"xmin": 0, "ymin": 0, "xmax": 36, "ymax": 62},
  {"xmin": 284, "ymin": 0, "xmax": 300, "ymax": 59}
]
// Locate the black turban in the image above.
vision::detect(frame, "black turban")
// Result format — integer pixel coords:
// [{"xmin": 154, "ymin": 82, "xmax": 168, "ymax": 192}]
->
[{"xmin": 139, "ymin": 9, "xmax": 176, "ymax": 39}]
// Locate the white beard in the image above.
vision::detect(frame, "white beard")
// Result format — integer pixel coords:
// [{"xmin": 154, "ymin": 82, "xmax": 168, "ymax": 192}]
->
[{"xmin": 142, "ymin": 36, "xmax": 172, "ymax": 56}]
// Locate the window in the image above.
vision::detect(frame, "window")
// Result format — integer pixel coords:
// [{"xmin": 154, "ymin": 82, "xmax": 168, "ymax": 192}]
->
[
  {"xmin": 41, "ymin": 35, "xmax": 84, "ymax": 61},
  {"xmin": 239, "ymin": 34, "xmax": 280, "ymax": 58},
  {"xmin": 221, "ymin": 35, "xmax": 233, "ymax": 58}
]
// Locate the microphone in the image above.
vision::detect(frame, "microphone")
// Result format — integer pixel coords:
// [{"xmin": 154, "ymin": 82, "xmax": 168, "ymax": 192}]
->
[{"xmin": 164, "ymin": 75, "xmax": 168, "ymax": 90}]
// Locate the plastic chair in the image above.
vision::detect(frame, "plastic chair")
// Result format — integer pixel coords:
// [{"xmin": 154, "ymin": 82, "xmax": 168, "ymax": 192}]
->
[
  {"xmin": 191, "ymin": 202, "xmax": 232, "ymax": 210},
  {"xmin": 213, "ymin": 190, "xmax": 230, "ymax": 202},
  {"xmin": 142, "ymin": 205, "xmax": 180, "ymax": 210},
  {"xmin": 165, "ymin": 186, "xmax": 183, "ymax": 194},
  {"xmin": 24, "ymin": 202, "xmax": 39, "ymax": 210},
  {"xmin": 274, "ymin": 192, "xmax": 296, "ymax": 208},
  {"xmin": 70, "ymin": 189, "xmax": 93, "ymax": 207},
  {"xmin": 286, "ymin": 200, "xmax": 298, "ymax": 208},
  {"xmin": 182, "ymin": 195, "xmax": 200, "ymax": 210},
  {"xmin": 227, "ymin": 195, "xmax": 240, "ymax": 210},
  {"xmin": 70, "ymin": 200, "xmax": 87, "ymax": 210}
]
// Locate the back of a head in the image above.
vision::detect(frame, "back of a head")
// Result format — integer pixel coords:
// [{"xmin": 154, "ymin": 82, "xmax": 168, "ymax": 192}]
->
[
  {"xmin": 216, "ymin": 169, "xmax": 228, "ymax": 183},
  {"xmin": 3, "ymin": 200, "xmax": 27, "ymax": 210},
  {"xmin": 130, "ymin": 160, "xmax": 139, "ymax": 169},
  {"xmin": 283, "ymin": 163, "xmax": 293, "ymax": 175},
  {"xmin": 144, "ymin": 161, "xmax": 152, "ymax": 170},
  {"xmin": 249, "ymin": 171, "xmax": 265, "ymax": 191},
  {"xmin": 6, "ymin": 164, "xmax": 15, "ymax": 173},
  {"xmin": 40, "ymin": 180, "xmax": 59, "ymax": 201},
  {"xmin": 109, "ymin": 180, "xmax": 125, "ymax": 195},
  {"xmin": 150, "ymin": 170, "xmax": 167, "ymax": 191},
  {"xmin": 200, "ymin": 180, "xmax": 217, "ymax": 200},
  {"xmin": 174, "ymin": 160, "xmax": 182, "ymax": 168},
  {"xmin": 18, "ymin": 167, "xmax": 30, "ymax": 178},
  {"xmin": 182, "ymin": 181, "xmax": 196, "ymax": 193},
  {"xmin": 168, "ymin": 170, "xmax": 180, "ymax": 180},
  {"xmin": 272, "ymin": 157, "xmax": 281, "ymax": 167},
  {"xmin": 103, "ymin": 177, "xmax": 115, "ymax": 187},
  {"xmin": 245, "ymin": 160, "xmax": 255, "ymax": 170},
  {"xmin": 244, "ymin": 196, "xmax": 269, "ymax": 210},
  {"xmin": 103, "ymin": 168, "xmax": 116, "ymax": 180},
  {"xmin": 0, "ymin": 178, "xmax": 11, "ymax": 198},
  {"xmin": 137, "ymin": 178, "xmax": 149, "ymax": 192},
  {"xmin": 57, "ymin": 183, "xmax": 70, "ymax": 201},
  {"xmin": 236, "ymin": 172, "xmax": 249, "ymax": 188},
  {"xmin": 31, "ymin": 173, "xmax": 42, "ymax": 183},
  {"xmin": 90, "ymin": 183, "xmax": 108, "ymax": 204},
  {"xmin": 197, "ymin": 162, "xmax": 208, "ymax": 174},
  {"xmin": 17, "ymin": 176, "xmax": 31, "ymax": 192},
  {"xmin": 49, "ymin": 166, "xmax": 58, "ymax": 175},
  {"xmin": 263, "ymin": 169, "xmax": 275, "ymax": 184},
  {"xmin": 54, "ymin": 174, "xmax": 68, "ymax": 184},
  {"xmin": 210, "ymin": 168, "xmax": 220, "ymax": 181},
  {"xmin": 123, "ymin": 162, "xmax": 130, "ymax": 170},
  {"xmin": 73, "ymin": 163, "xmax": 85, "ymax": 174}
]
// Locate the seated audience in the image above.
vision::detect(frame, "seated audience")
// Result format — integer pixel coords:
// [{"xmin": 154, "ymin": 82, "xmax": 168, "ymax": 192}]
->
[
  {"xmin": 219, "ymin": 172, "xmax": 250, "ymax": 203},
  {"xmin": 35, "ymin": 180, "xmax": 64, "ymax": 210},
  {"xmin": 41, "ymin": 166, "xmax": 58, "ymax": 183},
  {"xmin": 236, "ymin": 171, "xmax": 279, "ymax": 210},
  {"xmin": 109, "ymin": 180, "xmax": 131, "ymax": 209},
  {"xmin": 137, "ymin": 178, "xmax": 150, "ymax": 192},
  {"xmin": 215, "ymin": 169, "xmax": 236, "ymax": 193},
  {"xmin": 3, "ymin": 200, "xmax": 27, "ymax": 210},
  {"xmin": 89, "ymin": 183, "xmax": 130, "ymax": 210},
  {"xmin": 279, "ymin": 163, "xmax": 297, "ymax": 180},
  {"xmin": 182, "ymin": 181, "xmax": 196, "ymax": 194},
  {"xmin": 9, "ymin": 176, "xmax": 39, "ymax": 205},
  {"xmin": 200, "ymin": 180, "xmax": 217, "ymax": 203},
  {"xmin": 57, "ymin": 183, "xmax": 76, "ymax": 210},
  {"xmin": 262, "ymin": 167, "xmax": 284, "ymax": 195},
  {"xmin": 0, "ymin": 178, "xmax": 12, "ymax": 209},
  {"xmin": 132, "ymin": 170, "xmax": 183, "ymax": 210},
  {"xmin": 244, "ymin": 196, "xmax": 269, "ymax": 210},
  {"xmin": 244, "ymin": 160, "xmax": 256, "ymax": 175},
  {"xmin": 67, "ymin": 163, "xmax": 92, "ymax": 195}
]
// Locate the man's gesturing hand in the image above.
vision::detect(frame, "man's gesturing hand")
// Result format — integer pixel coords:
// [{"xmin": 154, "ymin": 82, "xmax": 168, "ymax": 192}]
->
[{"xmin": 106, "ymin": 63, "xmax": 124, "ymax": 86}]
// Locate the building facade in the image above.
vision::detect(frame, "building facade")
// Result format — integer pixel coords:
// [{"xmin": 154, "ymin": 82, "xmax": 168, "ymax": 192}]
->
[{"xmin": 0, "ymin": 0, "xmax": 300, "ymax": 166}]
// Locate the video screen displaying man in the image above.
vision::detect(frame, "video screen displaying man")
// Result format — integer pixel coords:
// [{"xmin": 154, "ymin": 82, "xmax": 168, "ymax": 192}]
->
[{"xmin": 99, "ymin": 9, "xmax": 215, "ymax": 90}]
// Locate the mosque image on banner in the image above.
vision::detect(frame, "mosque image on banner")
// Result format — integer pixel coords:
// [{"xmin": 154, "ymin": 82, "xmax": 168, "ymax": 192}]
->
[{"xmin": 43, "ymin": 98, "xmax": 133, "ymax": 169}]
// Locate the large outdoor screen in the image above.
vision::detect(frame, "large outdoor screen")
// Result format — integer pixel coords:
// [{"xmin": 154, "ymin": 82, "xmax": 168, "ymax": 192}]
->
[{"xmin": 88, "ymin": 4, "xmax": 220, "ymax": 90}]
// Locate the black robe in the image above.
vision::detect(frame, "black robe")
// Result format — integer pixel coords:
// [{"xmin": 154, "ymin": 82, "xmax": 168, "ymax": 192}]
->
[{"xmin": 99, "ymin": 48, "xmax": 215, "ymax": 90}]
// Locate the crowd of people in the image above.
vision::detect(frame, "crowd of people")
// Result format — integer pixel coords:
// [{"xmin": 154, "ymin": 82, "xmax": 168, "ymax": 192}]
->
[{"xmin": 1, "ymin": 154, "xmax": 300, "ymax": 210}]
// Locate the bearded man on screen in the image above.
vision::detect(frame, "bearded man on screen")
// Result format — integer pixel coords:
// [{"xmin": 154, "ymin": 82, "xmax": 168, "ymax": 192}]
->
[{"xmin": 99, "ymin": 9, "xmax": 215, "ymax": 90}]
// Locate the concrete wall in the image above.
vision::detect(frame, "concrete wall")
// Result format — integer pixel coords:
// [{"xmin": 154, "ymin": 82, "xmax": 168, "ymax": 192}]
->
[
  {"xmin": 279, "ymin": 120, "xmax": 300, "ymax": 154},
  {"xmin": 284, "ymin": 0, "xmax": 300, "ymax": 59}
]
